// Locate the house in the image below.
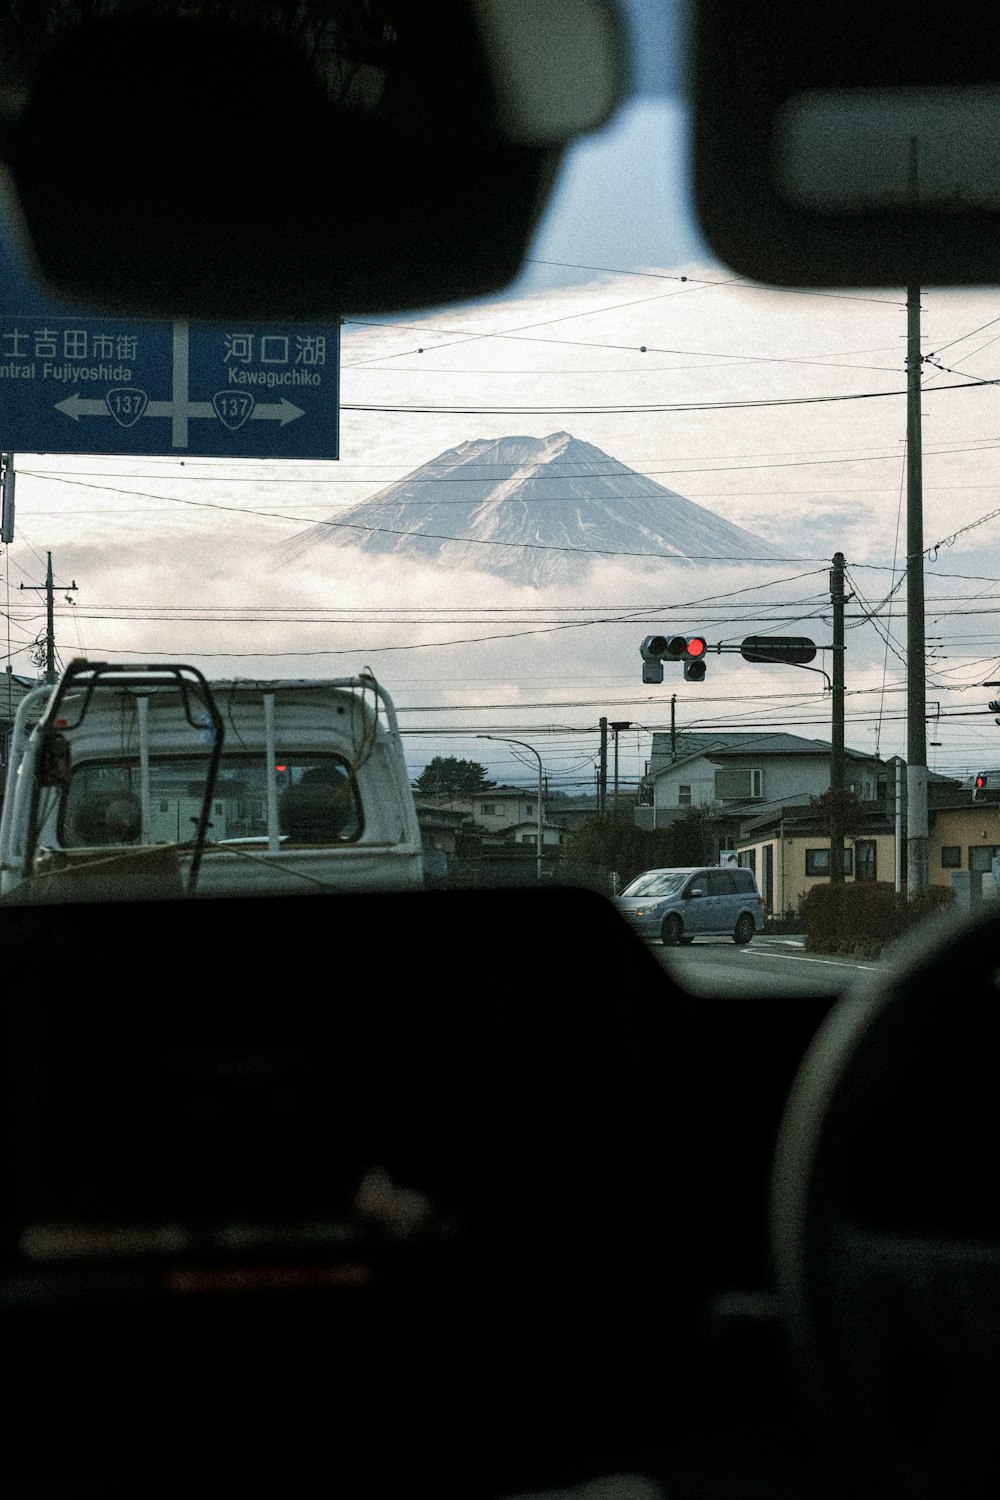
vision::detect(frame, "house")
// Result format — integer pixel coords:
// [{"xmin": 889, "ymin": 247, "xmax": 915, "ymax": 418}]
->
[
  {"xmin": 733, "ymin": 770, "xmax": 988, "ymax": 916},
  {"xmin": 734, "ymin": 801, "xmax": 897, "ymax": 917},
  {"xmin": 637, "ymin": 731, "xmax": 886, "ymax": 830},
  {"xmin": 468, "ymin": 785, "xmax": 544, "ymax": 833},
  {"xmin": 928, "ymin": 794, "xmax": 1000, "ymax": 893},
  {"xmin": 414, "ymin": 800, "xmax": 472, "ymax": 857},
  {"xmin": 416, "ymin": 786, "xmax": 569, "ymax": 885}
]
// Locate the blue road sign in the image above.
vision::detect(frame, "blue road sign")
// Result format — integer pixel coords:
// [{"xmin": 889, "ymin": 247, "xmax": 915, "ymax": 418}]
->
[{"xmin": 0, "ymin": 316, "xmax": 339, "ymax": 458}]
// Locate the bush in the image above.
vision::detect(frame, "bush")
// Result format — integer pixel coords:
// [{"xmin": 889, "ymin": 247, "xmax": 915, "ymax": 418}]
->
[{"xmin": 802, "ymin": 881, "xmax": 954, "ymax": 958}]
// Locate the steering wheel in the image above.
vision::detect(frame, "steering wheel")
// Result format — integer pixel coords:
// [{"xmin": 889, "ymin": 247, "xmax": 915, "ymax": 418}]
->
[{"xmin": 771, "ymin": 904, "xmax": 1000, "ymax": 1499}]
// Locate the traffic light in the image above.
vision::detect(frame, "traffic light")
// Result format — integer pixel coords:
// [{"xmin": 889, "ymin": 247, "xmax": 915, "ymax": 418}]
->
[
  {"xmin": 639, "ymin": 633, "xmax": 710, "ymax": 683},
  {"xmin": 684, "ymin": 635, "xmax": 708, "ymax": 682},
  {"xmin": 974, "ymin": 772, "xmax": 988, "ymax": 800}
]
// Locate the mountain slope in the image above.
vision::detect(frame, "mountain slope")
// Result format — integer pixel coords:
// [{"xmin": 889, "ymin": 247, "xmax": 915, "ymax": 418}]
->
[{"xmin": 280, "ymin": 431, "xmax": 779, "ymax": 586}]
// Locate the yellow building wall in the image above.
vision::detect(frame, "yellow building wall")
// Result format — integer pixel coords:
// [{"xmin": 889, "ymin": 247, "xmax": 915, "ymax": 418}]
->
[
  {"xmin": 737, "ymin": 831, "xmax": 899, "ymax": 916},
  {"xmin": 928, "ymin": 807, "xmax": 1000, "ymax": 894}
]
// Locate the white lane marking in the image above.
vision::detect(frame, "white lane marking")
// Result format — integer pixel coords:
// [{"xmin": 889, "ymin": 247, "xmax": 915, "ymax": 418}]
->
[{"xmin": 743, "ymin": 947, "xmax": 881, "ymax": 972}]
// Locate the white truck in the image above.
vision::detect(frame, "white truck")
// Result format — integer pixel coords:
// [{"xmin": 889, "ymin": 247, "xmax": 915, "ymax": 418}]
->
[{"xmin": 0, "ymin": 661, "xmax": 424, "ymax": 903}]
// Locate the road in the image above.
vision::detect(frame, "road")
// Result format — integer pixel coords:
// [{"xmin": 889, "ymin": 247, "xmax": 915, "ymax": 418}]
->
[{"xmin": 651, "ymin": 934, "xmax": 887, "ymax": 998}]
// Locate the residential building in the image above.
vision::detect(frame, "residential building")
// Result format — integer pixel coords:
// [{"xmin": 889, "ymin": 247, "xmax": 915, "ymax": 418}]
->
[
  {"xmin": 928, "ymin": 794, "xmax": 1000, "ymax": 893},
  {"xmin": 469, "ymin": 785, "xmax": 544, "ymax": 833},
  {"xmin": 734, "ymin": 771, "xmax": 987, "ymax": 916},
  {"xmin": 637, "ymin": 731, "xmax": 886, "ymax": 830},
  {"xmin": 734, "ymin": 802, "xmax": 896, "ymax": 917}
]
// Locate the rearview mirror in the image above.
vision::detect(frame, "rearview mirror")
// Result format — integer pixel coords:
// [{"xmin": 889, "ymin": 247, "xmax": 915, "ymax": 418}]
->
[
  {"xmin": 691, "ymin": 0, "xmax": 1000, "ymax": 286},
  {"xmin": 0, "ymin": 1, "xmax": 624, "ymax": 319}
]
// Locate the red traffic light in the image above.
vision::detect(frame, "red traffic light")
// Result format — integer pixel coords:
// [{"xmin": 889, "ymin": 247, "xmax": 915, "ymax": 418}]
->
[{"xmin": 686, "ymin": 636, "xmax": 707, "ymax": 658}]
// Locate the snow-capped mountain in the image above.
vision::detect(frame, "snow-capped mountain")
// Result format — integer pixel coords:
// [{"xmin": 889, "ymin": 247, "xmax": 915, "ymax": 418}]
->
[{"xmin": 280, "ymin": 431, "xmax": 779, "ymax": 587}]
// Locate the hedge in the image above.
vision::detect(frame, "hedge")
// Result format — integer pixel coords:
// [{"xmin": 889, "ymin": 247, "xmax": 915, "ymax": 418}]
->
[{"xmin": 801, "ymin": 881, "xmax": 955, "ymax": 958}]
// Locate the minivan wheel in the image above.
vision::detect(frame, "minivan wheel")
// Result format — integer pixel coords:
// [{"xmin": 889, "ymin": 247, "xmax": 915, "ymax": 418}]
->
[
  {"xmin": 733, "ymin": 914, "xmax": 755, "ymax": 945},
  {"xmin": 661, "ymin": 914, "xmax": 683, "ymax": 946}
]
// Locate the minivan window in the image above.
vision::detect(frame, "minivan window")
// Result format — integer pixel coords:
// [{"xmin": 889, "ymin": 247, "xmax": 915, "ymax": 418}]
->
[{"xmin": 621, "ymin": 871, "xmax": 689, "ymax": 899}]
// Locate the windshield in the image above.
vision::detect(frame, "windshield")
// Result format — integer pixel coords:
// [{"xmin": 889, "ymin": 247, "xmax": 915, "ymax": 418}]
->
[
  {"xmin": 620, "ymin": 871, "xmax": 691, "ymax": 899},
  {"xmin": 0, "ymin": 0, "xmax": 986, "ymax": 995},
  {"xmin": 61, "ymin": 752, "xmax": 361, "ymax": 848}
]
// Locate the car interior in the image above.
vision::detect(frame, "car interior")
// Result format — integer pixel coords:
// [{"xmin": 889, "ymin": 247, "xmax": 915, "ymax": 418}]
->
[{"xmin": 0, "ymin": 4, "xmax": 998, "ymax": 1498}]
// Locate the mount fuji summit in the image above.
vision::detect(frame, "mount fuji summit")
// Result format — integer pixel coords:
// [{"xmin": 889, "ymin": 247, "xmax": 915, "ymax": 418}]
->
[{"xmin": 281, "ymin": 432, "xmax": 779, "ymax": 587}]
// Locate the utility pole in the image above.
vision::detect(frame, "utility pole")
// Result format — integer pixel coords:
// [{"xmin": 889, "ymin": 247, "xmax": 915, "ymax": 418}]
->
[
  {"xmin": 906, "ymin": 280, "xmax": 928, "ymax": 894},
  {"xmin": 20, "ymin": 551, "xmax": 77, "ymax": 683},
  {"xmin": 598, "ymin": 716, "xmax": 608, "ymax": 815},
  {"xmin": 829, "ymin": 552, "xmax": 847, "ymax": 883},
  {"xmin": 905, "ymin": 137, "xmax": 928, "ymax": 895},
  {"xmin": 609, "ymin": 720, "xmax": 631, "ymax": 808},
  {"xmin": 1, "ymin": 453, "xmax": 15, "ymax": 543}
]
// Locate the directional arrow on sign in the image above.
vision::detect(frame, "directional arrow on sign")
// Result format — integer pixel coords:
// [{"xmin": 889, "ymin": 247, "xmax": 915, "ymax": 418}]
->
[{"xmin": 55, "ymin": 391, "xmax": 304, "ymax": 426}]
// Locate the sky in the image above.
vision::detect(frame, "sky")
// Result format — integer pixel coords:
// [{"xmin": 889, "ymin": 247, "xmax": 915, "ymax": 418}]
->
[{"xmin": 4, "ymin": 7, "xmax": 1000, "ymax": 798}]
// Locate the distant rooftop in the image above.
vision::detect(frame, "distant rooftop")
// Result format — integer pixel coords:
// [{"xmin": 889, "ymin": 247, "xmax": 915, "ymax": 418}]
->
[{"xmin": 647, "ymin": 730, "xmax": 881, "ymax": 776}]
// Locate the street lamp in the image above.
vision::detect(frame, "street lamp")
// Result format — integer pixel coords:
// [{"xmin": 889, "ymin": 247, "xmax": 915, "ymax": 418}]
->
[{"xmin": 477, "ymin": 734, "xmax": 544, "ymax": 882}]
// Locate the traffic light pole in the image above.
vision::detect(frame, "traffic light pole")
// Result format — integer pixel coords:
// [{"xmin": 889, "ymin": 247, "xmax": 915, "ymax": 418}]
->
[{"xmin": 830, "ymin": 553, "xmax": 847, "ymax": 884}]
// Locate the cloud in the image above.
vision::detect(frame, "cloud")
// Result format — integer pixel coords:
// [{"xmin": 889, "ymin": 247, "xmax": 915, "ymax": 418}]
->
[{"xmin": 7, "ymin": 264, "xmax": 1000, "ymax": 788}]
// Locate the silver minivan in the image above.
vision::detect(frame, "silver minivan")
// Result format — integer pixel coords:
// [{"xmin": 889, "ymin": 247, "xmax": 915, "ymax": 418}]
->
[{"xmin": 614, "ymin": 866, "xmax": 765, "ymax": 947}]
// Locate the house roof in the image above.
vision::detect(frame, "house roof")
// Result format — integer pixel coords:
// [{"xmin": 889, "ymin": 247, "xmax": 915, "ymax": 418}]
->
[
  {"xmin": 647, "ymin": 730, "xmax": 882, "ymax": 779},
  {"xmin": 737, "ymin": 799, "xmax": 897, "ymax": 840},
  {"xmin": 472, "ymin": 785, "xmax": 537, "ymax": 799}
]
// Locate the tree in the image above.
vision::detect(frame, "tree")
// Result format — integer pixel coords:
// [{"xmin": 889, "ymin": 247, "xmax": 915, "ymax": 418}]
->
[
  {"xmin": 809, "ymin": 786, "xmax": 866, "ymax": 840},
  {"xmin": 561, "ymin": 803, "xmax": 734, "ymax": 893},
  {"xmin": 414, "ymin": 756, "xmax": 494, "ymax": 797}
]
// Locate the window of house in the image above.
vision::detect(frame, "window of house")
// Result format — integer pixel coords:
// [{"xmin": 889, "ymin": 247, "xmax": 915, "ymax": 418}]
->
[
  {"xmin": 941, "ymin": 845, "xmax": 961, "ymax": 869},
  {"xmin": 738, "ymin": 849, "xmax": 756, "ymax": 874},
  {"xmin": 843, "ymin": 848, "xmax": 854, "ymax": 876},
  {"xmin": 805, "ymin": 848, "xmax": 830, "ymax": 876},
  {"xmin": 856, "ymin": 839, "xmax": 877, "ymax": 881},
  {"xmin": 969, "ymin": 845, "xmax": 1000, "ymax": 873},
  {"xmin": 524, "ymin": 802, "xmax": 535, "ymax": 818},
  {"xmin": 678, "ymin": 784, "xmax": 692, "ymax": 806},
  {"xmin": 520, "ymin": 834, "xmax": 535, "ymax": 845},
  {"xmin": 480, "ymin": 803, "xmax": 496, "ymax": 817},
  {"xmin": 714, "ymin": 767, "xmax": 763, "ymax": 800}
]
